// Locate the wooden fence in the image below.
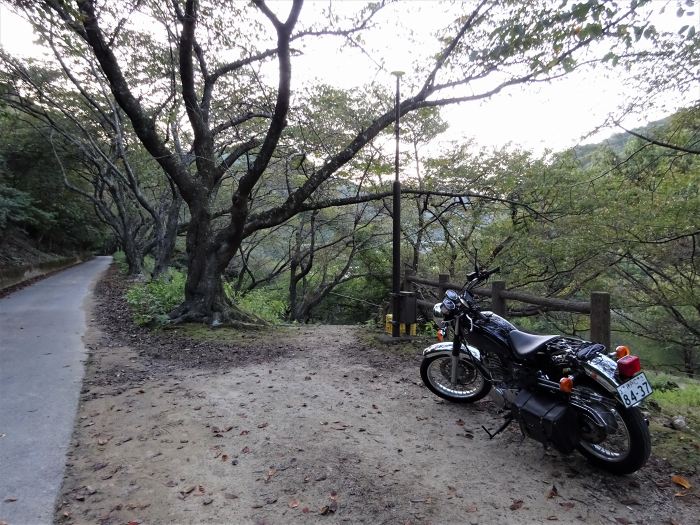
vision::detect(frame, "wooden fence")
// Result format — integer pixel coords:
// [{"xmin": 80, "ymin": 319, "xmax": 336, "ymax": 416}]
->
[{"xmin": 404, "ymin": 270, "xmax": 611, "ymax": 349}]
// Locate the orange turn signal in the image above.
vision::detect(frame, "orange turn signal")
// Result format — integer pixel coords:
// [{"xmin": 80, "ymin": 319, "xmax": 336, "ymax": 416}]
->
[
  {"xmin": 559, "ymin": 376, "xmax": 574, "ymax": 393},
  {"xmin": 615, "ymin": 345, "xmax": 631, "ymax": 359},
  {"xmin": 437, "ymin": 330, "xmax": 444, "ymax": 342}
]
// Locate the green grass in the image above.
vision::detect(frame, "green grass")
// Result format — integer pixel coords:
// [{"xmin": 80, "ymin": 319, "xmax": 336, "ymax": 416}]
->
[{"xmin": 647, "ymin": 370, "xmax": 700, "ymax": 414}]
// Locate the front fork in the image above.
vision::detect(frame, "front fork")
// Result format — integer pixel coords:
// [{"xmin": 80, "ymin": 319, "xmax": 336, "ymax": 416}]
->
[{"xmin": 451, "ymin": 316, "xmax": 461, "ymax": 384}]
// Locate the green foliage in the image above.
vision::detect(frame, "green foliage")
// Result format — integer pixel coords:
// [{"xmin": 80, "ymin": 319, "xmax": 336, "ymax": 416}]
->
[
  {"xmin": 232, "ymin": 287, "xmax": 287, "ymax": 325},
  {"xmin": 126, "ymin": 269, "xmax": 186, "ymax": 326},
  {"xmin": 0, "ymin": 182, "xmax": 54, "ymax": 231},
  {"xmin": 0, "ymin": 109, "xmax": 109, "ymax": 252},
  {"xmin": 647, "ymin": 371, "xmax": 700, "ymax": 412},
  {"xmin": 112, "ymin": 251, "xmax": 129, "ymax": 273}
]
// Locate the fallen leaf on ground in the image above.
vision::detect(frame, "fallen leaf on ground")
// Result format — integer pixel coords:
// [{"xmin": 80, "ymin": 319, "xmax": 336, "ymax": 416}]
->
[
  {"xmin": 466, "ymin": 504, "xmax": 477, "ymax": 513},
  {"xmin": 288, "ymin": 499, "xmax": 299, "ymax": 508},
  {"xmin": 240, "ymin": 430, "xmax": 249, "ymax": 436},
  {"xmin": 126, "ymin": 503, "xmax": 151, "ymax": 510},
  {"xmin": 456, "ymin": 419, "xmax": 465, "ymax": 426},
  {"xmin": 319, "ymin": 502, "xmax": 337, "ymax": 516},
  {"xmin": 224, "ymin": 493, "xmax": 238, "ymax": 500},
  {"xmin": 546, "ymin": 485, "xmax": 559, "ymax": 499},
  {"xmin": 221, "ymin": 454, "xmax": 229, "ymax": 462},
  {"xmin": 203, "ymin": 497, "xmax": 213, "ymax": 505},
  {"xmin": 302, "ymin": 507, "xmax": 310, "ymax": 513},
  {"xmin": 510, "ymin": 499, "xmax": 523, "ymax": 510},
  {"xmin": 559, "ymin": 501, "xmax": 575, "ymax": 510},
  {"xmin": 615, "ymin": 518, "xmax": 631, "ymax": 525},
  {"xmin": 4, "ymin": 497, "xmax": 17, "ymax": 503},
  {"xmin": 547, "ymin": 516, "xmax": 559, "ymax": 521},
  {"xmin": 242, "ymin": 446, "xmax": 251, "ymax": 453},
  {"xmin": 671, "ymin": 475, "xmax": 692, "ymax": 489},
  {"xmin": 258, "ymin": 422, "xmax": 268, "ymax": 429},
  {"xmin": 180, "ymin": 485, "xmax": 196, "ymax": 498}
]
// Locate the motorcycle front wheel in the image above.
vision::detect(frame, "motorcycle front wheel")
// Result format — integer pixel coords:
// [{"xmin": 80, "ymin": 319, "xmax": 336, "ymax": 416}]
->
[
  {"xmin": 420, "ymin": 354, "xmax": 491, "ymax": 403},
  {"xmin": 577, "ymin": 402, "xmax": 651, "ymax": 475}
]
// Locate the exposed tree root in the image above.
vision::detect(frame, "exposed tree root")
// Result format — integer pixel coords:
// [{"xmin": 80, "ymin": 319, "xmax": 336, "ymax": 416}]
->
[{"xmin": 167, "ymin": 299, "xmax": 268, "ymax": 328}]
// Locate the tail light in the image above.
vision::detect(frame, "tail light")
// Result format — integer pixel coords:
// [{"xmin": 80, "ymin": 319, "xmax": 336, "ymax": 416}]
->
[{"xmin": 617, "ymin": 355, "xmax": 641, "ymax": 378}]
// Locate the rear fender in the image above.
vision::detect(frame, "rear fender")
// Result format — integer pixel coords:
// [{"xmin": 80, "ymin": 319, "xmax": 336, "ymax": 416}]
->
[
  {"xmin": 581, "ymin": 354, "xmax": 621, "ymax": 394},
  {"xmin": 423, "ymin": 342, "xmax": 481, "ymax": 361}
]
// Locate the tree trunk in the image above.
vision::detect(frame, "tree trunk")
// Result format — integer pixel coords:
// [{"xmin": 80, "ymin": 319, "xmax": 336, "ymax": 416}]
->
[
  {"xmin": 288, "ymin": 260, "xmax": 300, "ymax": 322},
  {"xmin": 167, "ymin": 202, "xmax": 262, "ymax": 326},
  {"xmin": 683, "ymin": 346, "xmax": 697, "ymax": 378},
  {"xmin": 122, "ymin": 236, "xmax": 144, "ymax": 276},
  {"xmin": 152, "ymin": 195, "xmax": 182, "ymax": 278}
]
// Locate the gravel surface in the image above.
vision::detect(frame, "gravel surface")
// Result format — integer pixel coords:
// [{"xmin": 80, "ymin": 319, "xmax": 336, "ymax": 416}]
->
[{"xmin": 53, "ymin": 267, "xmax": 699, "ymax": 525}]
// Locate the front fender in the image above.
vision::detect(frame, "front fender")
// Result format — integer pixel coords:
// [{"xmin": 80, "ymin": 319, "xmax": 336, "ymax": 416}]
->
[{"xmin": 423, "ymin": 342, "xmax": 481, "ymax": 361}]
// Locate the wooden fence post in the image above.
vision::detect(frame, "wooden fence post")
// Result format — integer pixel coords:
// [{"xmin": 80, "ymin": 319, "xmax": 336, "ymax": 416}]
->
[
  {"xmin": 491, "ymin": 280, "xmax": 506, "ymax": 316},
  {"xmin": 590, "ymin": 292, "xmax": 611, "ymax": 349},
  {"xmin": 438, "ymin": 273, "xmax": 450, "ymax": 298}
]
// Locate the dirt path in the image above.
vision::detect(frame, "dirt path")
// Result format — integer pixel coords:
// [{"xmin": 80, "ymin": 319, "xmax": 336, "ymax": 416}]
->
[{"xmin": 52, "ymin": 269, "xmax": 698, "ymax": 525}]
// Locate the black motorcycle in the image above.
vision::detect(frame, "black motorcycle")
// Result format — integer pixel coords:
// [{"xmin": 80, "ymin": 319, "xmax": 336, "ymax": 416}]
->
[{"xmin": 420, "ymin": 265, "xmax": 652, "ymax": 474}]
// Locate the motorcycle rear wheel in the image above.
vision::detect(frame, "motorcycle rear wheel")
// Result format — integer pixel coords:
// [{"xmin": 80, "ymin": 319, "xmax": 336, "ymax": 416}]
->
[
  {"xmin": 420, "ymin": 354, "xmax": 491, "ymax": 403},
  {"xmin": 577, "ymin": 402, "xmax": 651, "ymax": 475}
]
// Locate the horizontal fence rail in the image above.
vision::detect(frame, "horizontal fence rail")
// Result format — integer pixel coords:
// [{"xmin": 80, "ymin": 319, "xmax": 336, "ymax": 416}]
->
[{"xmin": 405, "ymin": 271, "xmax": 611, "ymax": 349}]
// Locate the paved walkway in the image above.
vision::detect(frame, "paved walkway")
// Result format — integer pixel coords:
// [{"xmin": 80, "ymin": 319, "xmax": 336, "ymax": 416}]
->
[{"xmin": 0, "ymin": 257, "xmax": 111, "ymax": 525}]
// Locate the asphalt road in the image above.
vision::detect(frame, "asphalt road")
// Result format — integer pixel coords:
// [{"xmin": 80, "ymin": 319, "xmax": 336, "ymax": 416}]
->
[{"xmin": 0, "ymin": 257, "xmax": 111, "ymax": 525}]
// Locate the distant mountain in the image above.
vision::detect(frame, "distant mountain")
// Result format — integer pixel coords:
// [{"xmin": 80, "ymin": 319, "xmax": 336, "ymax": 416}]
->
[{"xmin": 573, "ymin": 116, "xmax": 672, "ymax": 161}]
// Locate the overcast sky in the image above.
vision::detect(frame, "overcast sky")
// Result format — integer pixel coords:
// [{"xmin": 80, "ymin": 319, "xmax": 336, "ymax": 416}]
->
[{"xmin": 0, "ymin": 1, "xmax": 694, "ymax": 154}]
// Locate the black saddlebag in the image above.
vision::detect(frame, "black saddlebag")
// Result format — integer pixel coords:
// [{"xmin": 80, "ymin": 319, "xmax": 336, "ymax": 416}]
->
[{"xmin": 513, "ymin": 390, "xmax": 579, "ymax": 453}]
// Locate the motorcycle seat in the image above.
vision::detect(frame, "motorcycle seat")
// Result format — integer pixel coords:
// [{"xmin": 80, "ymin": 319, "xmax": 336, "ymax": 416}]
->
[{"xmin": 508, "ymin": 330, "xmax": 559, "ymax": 358}]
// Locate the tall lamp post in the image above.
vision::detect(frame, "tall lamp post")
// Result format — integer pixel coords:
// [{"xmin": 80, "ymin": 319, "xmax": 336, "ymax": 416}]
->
[{"xmin": 391, "ymin": 70, "xmax": 404, "ymax": 337}]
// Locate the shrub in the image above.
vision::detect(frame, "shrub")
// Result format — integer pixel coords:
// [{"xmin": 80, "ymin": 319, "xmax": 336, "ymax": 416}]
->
[
  {"xmin": 126, "ymin": 269, "xmax": 186, "ymax": 325},
  {"xmin": 113, "ymin": 251, "xmax": 128, "ymax": 273},
  {"xmin": 232, "ymin": 287, "xmax": 287, "ymax": 325}
]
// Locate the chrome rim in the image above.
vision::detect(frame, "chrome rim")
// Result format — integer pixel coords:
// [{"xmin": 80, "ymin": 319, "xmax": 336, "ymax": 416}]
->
[
  {"xmin": 579, "ymin": 408, "xmax": 631, "ymax": 461},
  {"xmin": 426, "ymin": 356, "xmax": 485, "ymax": 399}
]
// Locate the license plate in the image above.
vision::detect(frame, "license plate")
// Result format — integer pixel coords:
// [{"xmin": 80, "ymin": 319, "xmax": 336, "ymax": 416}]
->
[{"xmin": 616, "ymin": 373, "xmax": 653, "ymax": 407}]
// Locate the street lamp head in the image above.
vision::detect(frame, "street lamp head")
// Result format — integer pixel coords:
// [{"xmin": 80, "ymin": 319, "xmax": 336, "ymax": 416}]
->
[{"xmin": 391, "ymin": 70, "xmax": 405, "ymax": 78}]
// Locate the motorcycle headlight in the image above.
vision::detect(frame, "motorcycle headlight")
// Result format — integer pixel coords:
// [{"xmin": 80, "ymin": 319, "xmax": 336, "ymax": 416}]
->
[
  {"xmin": 433, "ymin": 299, "xmax": 456, "ymax": 324},
  {"xmin": 441, "ymin": 298, "xmax": 456, "ymax": 315},
  {"xmin": 432, "ymin": 303, "xmax": 443, "ymax": 324}
]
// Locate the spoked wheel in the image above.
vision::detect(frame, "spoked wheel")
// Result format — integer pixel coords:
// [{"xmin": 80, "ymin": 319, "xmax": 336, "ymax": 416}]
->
[
  {"xmin": 420, "ymin": 354, "xmax": 491, "ymax": 403},
  {"xmin": 577, "ymin": 402, "xmax": 651, "ymax": 475}
]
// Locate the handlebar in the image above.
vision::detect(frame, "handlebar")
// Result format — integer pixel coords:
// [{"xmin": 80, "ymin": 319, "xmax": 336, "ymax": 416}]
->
[{"xmin": 466, "ymin": 266, "xmax": 500, "ymax": 283}]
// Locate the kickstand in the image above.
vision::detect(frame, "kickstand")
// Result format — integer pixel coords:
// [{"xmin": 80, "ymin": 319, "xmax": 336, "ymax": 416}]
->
[{"xmin": 481, "ymin": 416, "xmax": 513, "ymax": 440}]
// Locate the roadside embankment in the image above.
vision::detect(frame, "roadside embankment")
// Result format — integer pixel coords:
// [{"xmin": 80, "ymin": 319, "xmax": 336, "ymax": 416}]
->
[{"xmin": 0, "ymin": 255, "xmax": 92, "ymax": 296}]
